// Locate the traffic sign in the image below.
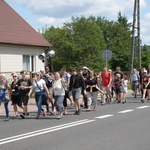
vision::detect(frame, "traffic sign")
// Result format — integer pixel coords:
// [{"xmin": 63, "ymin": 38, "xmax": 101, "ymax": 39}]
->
[{"xmin": 102, "ymin": 49, "xmax": 112, "ymax": 60}]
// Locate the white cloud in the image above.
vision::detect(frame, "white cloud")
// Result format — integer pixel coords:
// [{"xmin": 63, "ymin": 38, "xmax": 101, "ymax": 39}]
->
[
  {"xmin": 17, "ymin": 0, "xmax": 135, "ymax": 18},
  {"xmin": 37, "ymin": 16, "xmax": 70, "ymax": 27},
  {"xmin": 144, "ymin": 13, "xmax": 150, "ymax": 20},
  {"xmin": 15, "ymin": 0, "xmax": 150, "ymax": 44}
]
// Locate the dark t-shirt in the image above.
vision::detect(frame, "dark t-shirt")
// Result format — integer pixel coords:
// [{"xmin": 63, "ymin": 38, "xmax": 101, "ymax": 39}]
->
[
  {"xmin": 18, "ymin": 78, "xmax": 32, "ymax": 94},
  {"xmin": 69, "ymin": 73, "xmax": 85, "ymax": 91},
  {"xmin": 43, "ymin": 73, "xmax": 54, "ymax": 88},
  {"xmin": 11, "ymin": 81, "xmax": 20, "ymax": 95},
  {"xmin": 86, "ymin": 77, "xmax": 98, "ymax": 92},
  {"xmin": 82, "ymin": 72, "xmax": 90, "ymax": 86}
]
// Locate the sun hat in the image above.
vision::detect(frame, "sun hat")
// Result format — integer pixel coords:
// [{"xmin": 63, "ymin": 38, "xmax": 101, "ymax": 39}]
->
[
  {"xmin": 82, "ymin": 66, "xmax": 89, "ymax": 70},
  {"xmin": 40, "ymin": 69, "xmax": 45, "ymax": 72},
  {"xmin": 116, "ymin": 74, "xmax": 121, "ymax": 78}
]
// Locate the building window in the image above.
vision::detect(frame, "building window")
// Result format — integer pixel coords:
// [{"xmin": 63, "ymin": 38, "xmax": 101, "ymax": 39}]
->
[{"xmin": 23, "ymin": 55, "xmax": 30, "ymax": 71}]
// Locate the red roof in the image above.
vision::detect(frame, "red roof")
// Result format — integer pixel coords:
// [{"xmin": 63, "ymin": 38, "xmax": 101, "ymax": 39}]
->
[{"xmin": 0, "ymin": 0, "xmax": 51, "ymax": 47}]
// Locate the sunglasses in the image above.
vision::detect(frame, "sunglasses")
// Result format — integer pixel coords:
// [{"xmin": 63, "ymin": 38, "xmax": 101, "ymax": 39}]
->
[
  {"xmin": 36, "ymin": 74, "xmax": 40, "ymax": 76},
  {"xmin": 13, "ymin": 76, "xmax": 17, "ymax": 77}
]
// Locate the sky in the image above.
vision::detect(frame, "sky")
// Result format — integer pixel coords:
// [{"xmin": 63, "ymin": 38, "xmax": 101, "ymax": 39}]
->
[{"xmin": 5, "ymin": 0, "xmax": 150, "ymax": 45}]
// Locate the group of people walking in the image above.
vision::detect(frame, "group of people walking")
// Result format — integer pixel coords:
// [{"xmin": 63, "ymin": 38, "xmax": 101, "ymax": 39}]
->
[{"xmin": 0, "ymin": 64, "xmax": 150, "ymax": 122}]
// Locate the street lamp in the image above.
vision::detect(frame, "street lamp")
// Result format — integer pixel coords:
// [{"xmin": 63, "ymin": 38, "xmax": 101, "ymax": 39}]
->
[
  {"xmin": 48, "ymin": 50, "xmax": 55, "ymax": 73},
  {"xmin": 38, "ymin": 50, "xmax": 55, "ymax": 73}
]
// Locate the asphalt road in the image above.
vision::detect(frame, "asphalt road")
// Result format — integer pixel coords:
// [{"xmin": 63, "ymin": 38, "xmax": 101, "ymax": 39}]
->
[{"xmin": 0, "ymin": 92, "xmax": 150, "ymax": 150}]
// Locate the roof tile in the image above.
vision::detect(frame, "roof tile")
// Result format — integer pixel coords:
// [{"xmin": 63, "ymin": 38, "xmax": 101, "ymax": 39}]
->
[{"xmin": 0, "ymin": 0, "xmax": 51, "ymax": 47}]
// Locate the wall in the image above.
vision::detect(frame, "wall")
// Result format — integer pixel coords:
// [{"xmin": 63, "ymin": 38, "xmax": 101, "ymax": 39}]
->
[{"xmin": 0, "ymin": 44, "xmax": 46, "ymax": 81}]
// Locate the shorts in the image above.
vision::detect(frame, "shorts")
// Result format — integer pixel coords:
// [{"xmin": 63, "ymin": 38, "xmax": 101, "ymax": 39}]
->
[
  {"xmin": 20, "ymin": 94, "xmax": 29, "ymax": 106},
  {"xmin": 11, "ymin": 94, "xmax": 22, "ymax": 106},
  {"xmin": 72, "ymin": 87, "xmax": 81, "ymax": 101},
  {"xmin": 115, "ymin": 88, "xmax": 122, "ymax": 94},
  {"xmin": 132, "ymin": 81, "xmax": 138, "ymax": 90}
]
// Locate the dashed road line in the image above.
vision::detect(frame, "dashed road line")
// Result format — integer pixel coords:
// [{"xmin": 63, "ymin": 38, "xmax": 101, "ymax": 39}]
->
[
  {"xmin": 118, "ymin": 109, "xmax": 134, "ymax": 114},
  {"xmin": 95, "ymin": 114, "xmax": 114, "ymax": 119},
  {"xmin": 137, "ymin": 106, "xmax": 150, "ymax": 109}
]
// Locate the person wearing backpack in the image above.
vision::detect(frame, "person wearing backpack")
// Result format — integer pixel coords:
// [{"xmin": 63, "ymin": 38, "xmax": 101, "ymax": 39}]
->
[{"xmin": 69, "ymin": 68, "xmax": 86, "ymax": 115}]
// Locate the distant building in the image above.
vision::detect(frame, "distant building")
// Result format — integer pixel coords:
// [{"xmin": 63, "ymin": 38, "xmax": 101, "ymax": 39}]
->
[{"xmin": 0, "ymin": 0, "xmax": 52, "ymax": 80}]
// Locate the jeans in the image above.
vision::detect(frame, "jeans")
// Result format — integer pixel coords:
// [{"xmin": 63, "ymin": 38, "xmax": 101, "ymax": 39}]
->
[
  {"xmin": 4, "ymin": 101, "xmax": 9, "ymax": 118},
  {"xmin": 87, "ymin": 91, "xmax": 98, "ymax": 108},
  {"xmin": 35, "ymin": 92, "xmax": 44, "ymax": 115}
]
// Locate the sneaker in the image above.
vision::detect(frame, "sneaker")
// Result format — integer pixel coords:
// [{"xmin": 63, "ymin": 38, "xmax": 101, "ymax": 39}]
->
[
  {"xmin": 4, "ymin": 117, "xmax": 9, "ymax": 122},
  {"xmin": 73, "ymin": 111, "xmax": 78, "ymax": 115},
  {"xmin": 26, "ymin": 113, "xmax": 30, "ymax": 117},
  {"xmin": 76, "ymin": 109, "xmax": 81, "ymax": 115},
  {"xmin": 43, "ymin": 111, "xmax": 46, "ymax": 117},
  {"xmin": 57, "ymin": 114, "xmax": 63, "ymax": 119},
  {"xmin": 50, "ymin": 111, "xmax": 56, "ymax": 115},
  {"xmin": 63, "ymin": 109, "xmax": 68, "ymax": 115},
  {"xmin": 101, "ymin": 103, "xmax": 105, "ymax": 106},
  {"xmin": 36, "ymin": 115, "xmax": 40, "ymax": 119},
  {"xmin": 20, "ymin": 114, "xmax": 25, "ymax": 119},
  {"xmin": 80, "ymin": 104, "xmax": 83, "ymax": 107}
]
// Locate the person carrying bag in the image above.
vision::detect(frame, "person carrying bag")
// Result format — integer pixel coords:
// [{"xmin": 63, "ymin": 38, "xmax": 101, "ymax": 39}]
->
[{"xmin": 29, "ymin": 72, "xmax": 51, "ymax": 119}]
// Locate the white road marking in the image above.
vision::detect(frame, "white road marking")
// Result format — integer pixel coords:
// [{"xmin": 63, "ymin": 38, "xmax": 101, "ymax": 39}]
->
[
  {"xmin": 137, "ymin": 106, "xmax": 150, "ymax": 109},
  {"xmin": 95, "ymin": 114, "xmax": 114, "ymax": 119},
  {"xmin": 0, "ymin": 119, "xmax": 95, "ymax": 145},
  {"xmin": 118, "ymin": 109, "xmax": 134, "ymax": 114}
]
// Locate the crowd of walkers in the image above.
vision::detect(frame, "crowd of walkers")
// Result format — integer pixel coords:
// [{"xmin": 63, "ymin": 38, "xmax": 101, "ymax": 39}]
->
[{"xmin": 0, "ymin": 64, "xmax": 150, "ymax": 122}]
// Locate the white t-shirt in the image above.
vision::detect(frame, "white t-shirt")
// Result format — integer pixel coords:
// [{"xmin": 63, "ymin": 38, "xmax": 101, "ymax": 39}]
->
[
  {"xmin": 52, "ymin": 79, "xmax": 65, "ymax": 96},
  {"xmin": 121, "ymin": 79, "xmax": 128, "ymax": 93},
  {"xmin": 33, "ymin": 79, "xmax": 46, "ymax": 92}
]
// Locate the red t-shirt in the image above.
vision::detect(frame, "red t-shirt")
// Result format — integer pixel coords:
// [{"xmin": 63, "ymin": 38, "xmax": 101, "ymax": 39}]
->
[{"xmin": 101, "ymin": 72, "xmax": 111, "ymax": 87}]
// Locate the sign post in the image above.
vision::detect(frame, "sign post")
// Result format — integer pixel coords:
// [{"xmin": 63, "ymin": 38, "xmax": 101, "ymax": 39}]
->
[{"xmin": 102, "ymin": 49, "xmax": 112, "ymax": 68}]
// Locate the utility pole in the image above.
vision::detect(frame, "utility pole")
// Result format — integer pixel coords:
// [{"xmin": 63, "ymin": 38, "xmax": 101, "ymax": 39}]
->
[
  {"xmin": 137, "ymin": 0, "xmax": 141, "ymax": 70},
  {"xmin": 130, "ymin": 0, "xmax": 141, "ymax": 74}
]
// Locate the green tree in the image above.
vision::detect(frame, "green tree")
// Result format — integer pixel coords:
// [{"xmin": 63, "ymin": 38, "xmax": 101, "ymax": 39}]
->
[
  {"xmin": 43, "ymin": 16, "xmax": 106, "ymax": 71},
  {"xmin": 107, "ymin": 12, "xmax": 131, "ymax": 71},
  {"xmin": 43, "ymin": 13, "xmax": 132, "ymax": 72},
  {"xmin": 141, "ymin": 45, "xmax": 150, "ymax": 68}
]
